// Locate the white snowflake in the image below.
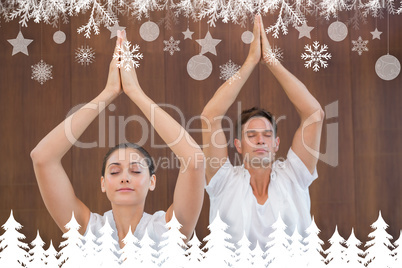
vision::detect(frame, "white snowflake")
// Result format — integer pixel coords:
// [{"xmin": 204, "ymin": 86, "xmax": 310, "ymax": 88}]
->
[
  {"xmin": 113, "ymin": 41, "xmax": 143, "ymax": 71},
  {"xmin": 75, "ymin": 45, "xmax": 95, "ymax": 66},
  {"xmin": 263, "ymin": 46, "xmax": 284, "ymax": 66},
  {"xmin": 219, "ymin": 60, "xmax": 241, "ymax": 84},
  {"xmin": 352, "ymin": 36, "xmax": 369, "ymax": 56},
  {"xmin": 301, "ymin": 41, "xmax": 332, "ymax": 72},
  {"xmin": 31, "ymin": 59, "xmax": 53, "ymax": 85},
  {"xmin": 163, "ymin": 36, "xmax": 180, "ymax": 56}
]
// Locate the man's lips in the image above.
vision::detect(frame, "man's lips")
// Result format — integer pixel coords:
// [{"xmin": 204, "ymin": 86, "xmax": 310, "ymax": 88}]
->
[
  {"xmin": 254, "ymin": 148, "xmax": 268, "ymax": 152},
  {"xmin": 117, "ymin": 188, "xmax": 134, "ymax": 192}
]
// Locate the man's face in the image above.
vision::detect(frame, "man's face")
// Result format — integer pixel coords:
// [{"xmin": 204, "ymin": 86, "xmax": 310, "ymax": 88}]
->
[{"xmin": 235, "ymin": 117, "xmax": 280, "ymax": 167}]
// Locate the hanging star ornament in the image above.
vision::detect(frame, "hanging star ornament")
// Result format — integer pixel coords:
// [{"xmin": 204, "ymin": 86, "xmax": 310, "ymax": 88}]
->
[
  {"xmin": 295, "ymin": 22, "xmax": 314, "ymax": 39},
  {"xmin": 182, "ymin": 28, "xmax": 194, "ymax": 40},
  {"xmin": 107, "ymin": 22, "xmax": 126, "ymax": 39},
  {"xmin": 371, "ymin": 28, "xmax": 382, "ymax": 40},
  {"xmin": 7, "ymin": 31, "xmax": 33, "ymax": 56},
  {"xmin": 196, "ymin": 31, "xmax": 221, "ymax": 56}
]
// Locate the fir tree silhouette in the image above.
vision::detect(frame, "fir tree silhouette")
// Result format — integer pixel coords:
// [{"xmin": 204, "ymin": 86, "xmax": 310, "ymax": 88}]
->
[
  {"xmin": 44, "ymin": 240, "xmax": 59, "ymax": 268},
  {"xmin": 119, "ymin": 226, "xmax": 141, "ymax": 267},
  {"xmin": 97, "ymin": 217, "xmax": 120, "ymax": 268},
  {"xmin": 28, "ymin": 230, "xmax": 46, "ymax": 268},
  {"xmin": 393, "ymin": 230, "xmax": 402, "ymax": 267},
  {"xmin": 159, "ymin": 212, "xmax": 188, "ymax": 268},
  {"xmin": 265, "ymin": 213, "xmax": 291, "ymax": 268},
  {"xmin": 288, "ymin": 227, "xmax": 307, "ymax": 267},
  {"xmin": 303, "ymin": 217, "xmax": 326, "ymax": 268},
  {"xmin": 234, "ymin": 231, "xmax": 253, "ymax": 268},
  {"xmin": 325, "ymin": 226, "xmax": 346, "ymax": 267},
  {"xmin": 186, "ymin": 231, "xmax": 205, "ymax": 267},
  {"xmin": 82, "ymin": 227, "xmax": 100, "ymax": 267},
  {"xmin": 251, "ymin": 241, "xmax": 267, "ymax": 268},
  {"xmin": 365, "ymin": 211, "xmax": 394, "ymax": 268},
  {"xmin": 344, "ymin": 228, "xmax": 365, "ymax": 268},
  {"xmin": 137, "ymin": 228, "xmax": 159, "ymax": 268},
  {"xmin": 202, "ymin": 211, "xmax": 235, "ymax": 267},
  {"xmin": 58, "ymin": 212, "xmax": 84, "ymax": 268},
  {"xmin": 0, "ymin": 210, "xmax": 30, "ymax": 267}
]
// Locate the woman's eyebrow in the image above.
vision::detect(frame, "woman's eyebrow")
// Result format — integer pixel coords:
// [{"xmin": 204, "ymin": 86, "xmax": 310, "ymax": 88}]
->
[{"xmin": 107, "ymin": 162, "xmax": 121, "ymax": 168}]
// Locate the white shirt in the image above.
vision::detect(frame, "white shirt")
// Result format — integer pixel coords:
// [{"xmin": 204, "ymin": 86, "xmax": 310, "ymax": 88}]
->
[
  {"xmin": 84, "ymin": 210, "xmax": 167, "ymax": 250},
  {"xmin": 205, "ymin": 148, "xmax": 318, "ymax": 249}
]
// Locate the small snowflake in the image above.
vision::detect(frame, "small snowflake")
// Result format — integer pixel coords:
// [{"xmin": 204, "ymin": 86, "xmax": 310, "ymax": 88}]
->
[
  {"xmin": 263, "ymin": 46, "xmax": 284, "ymax": 66},
  {"xmin": 31, "ymin": 59, "xmax": 53, "ymax": 85},
  {"xmin": 75, "ymin": 45, "xmax": 95, "ymax": 66},
  {"xmin": 352, "ymin": 36, "xmax": 369, "ymax": 56},
  {"xmin": 113, "ymin": 41, "xmax": 143, "ymax": 71},
  {"xmin": 163, "ymin": 36, "xmax": 180, "ymax": 56},
  {"xmin": 219, "ymin": 60, "xmax": 241, "ymax": 84},
  {"xmin": 301, "ymin": 41, "xmax": 332, "ymax": 72}
]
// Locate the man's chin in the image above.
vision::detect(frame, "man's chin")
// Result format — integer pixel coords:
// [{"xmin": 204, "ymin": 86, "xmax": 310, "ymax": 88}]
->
[{"xmin": 247, "ymin": 156, "xmax": 274, "ymax": 168}]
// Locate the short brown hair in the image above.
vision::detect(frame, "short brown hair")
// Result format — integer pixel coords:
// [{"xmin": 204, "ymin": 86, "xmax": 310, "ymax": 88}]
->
[{"xmin": 235, "ymin": 107, "xmax": 277, "ymax": 139}]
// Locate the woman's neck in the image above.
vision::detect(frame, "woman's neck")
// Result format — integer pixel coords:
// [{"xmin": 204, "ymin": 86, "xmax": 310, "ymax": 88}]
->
[{"xmin": 111, "ymin": 204, "xmax": 144, "ymax": 248}]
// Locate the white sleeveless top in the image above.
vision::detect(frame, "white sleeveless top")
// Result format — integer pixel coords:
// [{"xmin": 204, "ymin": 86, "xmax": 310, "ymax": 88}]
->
[{"xmin": 84, "ymin": 210, "xmax": 167, "ymax": 250}]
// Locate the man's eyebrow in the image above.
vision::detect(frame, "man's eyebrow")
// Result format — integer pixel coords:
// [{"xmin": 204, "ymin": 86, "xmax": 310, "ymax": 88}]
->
[{"xmin": 245, "ymin": 129, "xmax": 273, "ymax": 133}]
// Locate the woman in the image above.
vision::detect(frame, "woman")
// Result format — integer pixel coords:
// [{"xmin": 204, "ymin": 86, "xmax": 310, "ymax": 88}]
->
[{"xmin": 30, "ymin": 30, "xmax": 205, "ymax": 249}]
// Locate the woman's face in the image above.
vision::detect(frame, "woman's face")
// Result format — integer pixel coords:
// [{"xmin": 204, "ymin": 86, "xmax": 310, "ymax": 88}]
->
[{"xmin": 101, "ymin": 148, "xmax": 156, "ymax": 207}]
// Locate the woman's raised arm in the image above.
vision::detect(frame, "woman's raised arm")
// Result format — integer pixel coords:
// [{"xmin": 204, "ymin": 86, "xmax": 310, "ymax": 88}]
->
[
  {"xmin": 30, "ymin": 40, "xmax": 123, "ymax": 234},
  {"xmin": 118, "ymin": 30, "xmax": 205, "ymax": 241}
]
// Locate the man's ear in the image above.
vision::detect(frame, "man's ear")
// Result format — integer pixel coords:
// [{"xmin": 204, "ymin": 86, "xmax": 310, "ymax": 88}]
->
[
  {"xmin": 274, "ymin": 136, "xmax": 280, "ymax": 152},
  {"xmin": 101, "ymin": 176, "xmax": 106, "ymax": 193},
  {"xmin": 149, "ymin": 174, "xmax": 156, "ymax": 191},
  {"xmin": 234, "ymin": 138, "xmax": 242, "ymax": 154}
]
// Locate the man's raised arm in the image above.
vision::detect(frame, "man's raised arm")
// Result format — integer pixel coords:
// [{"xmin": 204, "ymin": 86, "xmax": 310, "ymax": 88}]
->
[
  {"xmin": 260, "ymin": 19, "xmax": 325, "ymax": 174},
  {"xmin": 201, "ymin": 15, "xmax": 263, "ymax": 184}
]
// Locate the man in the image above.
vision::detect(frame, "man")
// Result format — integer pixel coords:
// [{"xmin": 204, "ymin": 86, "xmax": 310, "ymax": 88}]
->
[{"xmin": 201, "ymin": 15, "xmax": 324, "ymax": 248}]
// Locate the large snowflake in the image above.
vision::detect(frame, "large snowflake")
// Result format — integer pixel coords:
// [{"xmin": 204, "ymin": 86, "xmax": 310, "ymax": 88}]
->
[
  {"xmin": 352, "ymin": 36, "xmax": 369, "ymax": 56},
  {"xmin": 301, "ymin": 41, "xmax": 332, "ymax": 72},
  {"xmin": 263, "ymin": 46, "xmax": 284, "ymax": 66},
  {"xmin": 219, "ymin": 59, "xmax": 241, "ymax": 84},
  {"xmin": 113, "ymin": 41, "xmax": 143, "ymax": 71},
  {"xmin": 75, "ymin": 45, "xmax": 95, "ymax": 66},
  {"xmin": 163, "ymin": 36, "xmax": 180, "ymax": 56},
  {"xmin": 31, "ymin": 59, "xmax": 53, "ymax": 85}
]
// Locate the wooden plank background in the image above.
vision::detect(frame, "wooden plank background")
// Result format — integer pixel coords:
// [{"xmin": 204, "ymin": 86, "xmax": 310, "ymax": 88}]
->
[{"xmin": 0, "ymin": 9, "xmax": 401, "ymax": 251}]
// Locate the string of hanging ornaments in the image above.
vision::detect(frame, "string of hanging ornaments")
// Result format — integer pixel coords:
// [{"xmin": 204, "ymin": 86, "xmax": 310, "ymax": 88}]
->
[{"xmin": 2, "ymin": 0, "xmax": 402, "ymax": 38}]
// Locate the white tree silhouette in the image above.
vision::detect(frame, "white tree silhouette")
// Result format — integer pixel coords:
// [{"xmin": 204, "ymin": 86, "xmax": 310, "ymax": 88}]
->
[
  {"xmin": 325, "ymin": 226, "xmax": 346, "ymax": 267},
  {"xmin": 393, "ymin": 230, "xmax": 402, "ymax": 267},
  {"xmin": 159, "ymin": 212, "xmax": 188, "ymax": 268},
  {"xmin": 136, "ymin": 228, "xmax": 159, "ymax": 268},
  {"xmin": 202, "ymin": 211, "xmax": 235, "ymax": 267},
  {"xmin": 303, "ymin": 217, "xmax": 326, "ymax": 268},
  {"xmin": 251, "ymin": 241, "xmax": 267, "ymax": 268},
  {"xmin": 28, "ymin": 230, "xmax": 46, "ymax": 267},
  {"xmin": 0, "ymin": 210, "xmax": 30, "ymax": 267},
  {"xmin": 234, "ymin": 231, "xmax": 253, "ymax": 268},
  {"xmin": 344, "ymin": 228, "xmax": 365, "ymax": 267},
  {"xmin": 265, "ymin": 213, "xmax": 291, "ymax": 267},
  {"xmin": 58, "ymin": 212, "xmax": 84, "ymax": 268},
  {"xmin": 81, "ymin": 227, "xmax": 100, "ymax": 267},
  {"xmin": 288, "ymin": 227, "xmax": 307, "ymax": 268},
  {"xmin": 44, "ymin": 240, "xmax": 59, "ymax": 268},
  {"xmin": 119, "ymin": 226, "xmax": 140, "ymax": 267},
  {"xmin": 97, "ymin": 217, "xmax": 120, "ymax": 268},
  {"xmin": 186, "ymin": 231, "xmax": 204, "ymax": 267},
  {"xmin": 365, "ymin": 211, "xmax": 394, "ymax": 268}
]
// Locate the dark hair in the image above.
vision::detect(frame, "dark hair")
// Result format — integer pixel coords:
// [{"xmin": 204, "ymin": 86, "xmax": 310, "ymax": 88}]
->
[
  {"xmin": 101, "ymin": 143, "xmax": 155, "ymax": 177},
  {"xmin": 235, "ymin": 107, "xmax": 277, "ymax": 139}
]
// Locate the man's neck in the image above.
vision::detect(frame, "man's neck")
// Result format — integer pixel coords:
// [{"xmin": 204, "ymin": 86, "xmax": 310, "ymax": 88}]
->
[{"xmin": 245, "ymin": 163, "xmax": 272, "ymax": 205}]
